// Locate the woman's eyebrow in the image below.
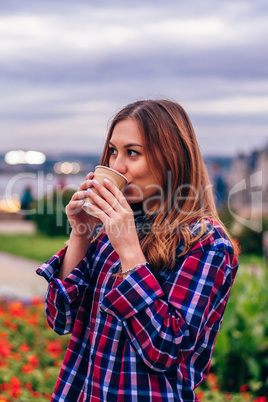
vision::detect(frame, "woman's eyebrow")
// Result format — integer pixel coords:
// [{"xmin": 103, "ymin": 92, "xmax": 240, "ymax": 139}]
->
[{"xmin": 108, "ymin": 140, "xmax": 142, "ymax": 148}]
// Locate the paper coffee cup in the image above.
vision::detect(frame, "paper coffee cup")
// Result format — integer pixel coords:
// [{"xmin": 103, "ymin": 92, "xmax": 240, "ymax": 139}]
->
[{"xmin": 82, "ymin": 166, "xmax": 128, "ymax": 218}]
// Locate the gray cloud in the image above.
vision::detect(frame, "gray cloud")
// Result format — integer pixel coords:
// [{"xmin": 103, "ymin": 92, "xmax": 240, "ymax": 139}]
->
[
  {"xmin": 0, "ymin": 0, "xmax": 267, "ymax": 155},
  {"xmin": 1, "ymin": 42, "xmax": 267, "ymax": 88}
]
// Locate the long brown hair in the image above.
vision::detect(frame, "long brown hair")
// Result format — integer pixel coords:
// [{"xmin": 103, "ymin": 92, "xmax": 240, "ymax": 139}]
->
[{"xmin": 100, "ymin": 99, "xmax": 237, "ymax": 273}]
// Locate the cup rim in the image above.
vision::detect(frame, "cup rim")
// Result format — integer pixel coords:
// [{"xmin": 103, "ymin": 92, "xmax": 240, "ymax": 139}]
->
[{"xmin": 95, "ymin": 165, "xmax": 128, "ymax": 183}]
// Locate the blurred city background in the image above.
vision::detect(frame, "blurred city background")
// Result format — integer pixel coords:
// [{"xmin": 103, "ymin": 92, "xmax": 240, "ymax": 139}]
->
[{"xmin": 0, "ymin": 0, "xmax": 267, "ymax": 400}]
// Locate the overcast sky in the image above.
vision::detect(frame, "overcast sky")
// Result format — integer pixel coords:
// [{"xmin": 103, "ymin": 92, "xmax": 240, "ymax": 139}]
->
[{"xmin": 0, "ymin": 0, "xmax": 267, "ymax": 157}]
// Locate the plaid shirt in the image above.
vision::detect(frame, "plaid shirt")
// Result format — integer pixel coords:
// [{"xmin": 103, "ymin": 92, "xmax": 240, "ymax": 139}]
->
[{"xmin": 36, "ymin": 218, "xmax": 238, "ymax": 401}]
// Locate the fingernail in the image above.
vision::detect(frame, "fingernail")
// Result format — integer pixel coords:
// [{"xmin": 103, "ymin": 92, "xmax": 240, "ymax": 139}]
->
[
  {"xmin": 86, "ymin": 188, "xmax": 93, "ymax": 194},
  {"xmin": 103, "ymin": 178, "xmax": 110, "ymax": 183},
  {"xmin": 93, "ymin": 179, "xmax": 99, "ymax": 185},
  {"xmin": 78, "ymin": 200, "xmax": 84, "ymax": 204},
  {"xmin": 84, "ymin": 201, "xmax": 92, "ymax": 207}
]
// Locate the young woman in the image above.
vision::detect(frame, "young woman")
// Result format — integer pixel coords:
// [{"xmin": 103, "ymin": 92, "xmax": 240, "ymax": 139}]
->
[{"xmin": 37, "ymin": 99, "xmax": 239, "ymax": 401}]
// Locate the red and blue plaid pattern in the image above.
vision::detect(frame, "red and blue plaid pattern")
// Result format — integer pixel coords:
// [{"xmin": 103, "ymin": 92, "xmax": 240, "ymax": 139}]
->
[{"xmin": 36, "ymin": 219, "xmax": 238, "ymax": 401}]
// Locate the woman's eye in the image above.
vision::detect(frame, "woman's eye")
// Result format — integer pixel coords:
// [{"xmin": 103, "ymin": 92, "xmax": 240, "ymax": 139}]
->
[
  {"xmin": 108, "ymin": 147, "xmax": 117, "ymax": 155},
  {"xmin": 128, "ymin": 149, "xmax": 139, "ymax": 157}
]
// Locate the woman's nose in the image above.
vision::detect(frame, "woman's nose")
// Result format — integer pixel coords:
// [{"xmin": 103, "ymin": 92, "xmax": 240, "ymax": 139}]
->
[{"xmin": 110, "ymin": 156, "xmax": 128, "ymax": 176}]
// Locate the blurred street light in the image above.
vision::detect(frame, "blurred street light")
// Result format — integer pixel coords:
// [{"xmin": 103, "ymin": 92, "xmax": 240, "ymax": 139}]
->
[
  {"xmin": 53, "ymin": 161, "xmax": 81, "ymax": 174},
  {"xmin": 4, "ymin": 150, "xmax": 46, "ymax": 165}
]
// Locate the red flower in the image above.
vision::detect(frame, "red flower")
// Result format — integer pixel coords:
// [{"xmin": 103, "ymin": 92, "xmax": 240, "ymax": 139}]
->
[
  {"xmin": 21, "ymin": 363, "xmax": 35, "ymax": 373},
  {"xmin": 0, "ymin": 305, "xmax": 5, "ymax": 317},
  {"xmin": 0, "ymin": 384, "xmax": 9, "ymax": 392},
  {"xmin": 0, "ymin": 337, "xmax": 12, "ymax": 358},
  {"xmin": 8, "ymin": 376, "xmax": 22, "ymax": 399},
  {"xmin": 195, "ymin": 389, "xmax": 204, "ymax": 401},
  {"xmin": 0, "ymin": 396, "xmax": 9, "ymax": 402},
  {"xmin": 8, "ymin": 301, "xmax": 26, "ymax": 318},
  {"xmin": 31, "ymin": 390, "xmax": 42, "ymax": 398},
  {"xmin": 11, "ymin": 352, "xmax": 21, "ymax": 361},
  {"xmin": 25, "ymin": 382, "xmax": 33, "ymax": 391},
  {"xmin": 3, "ymin": 318, "xmax": 18, "ymax": 331},
  {"xmin": 253, "ymin": 398, "xmax": 268, "ymax": 402},
  {"xmin": 211, "ymin": 385, "xmax": 220, "ymax": 391},
  {"xmin": 27, "ymin": 312, "xmax": 40, "ymax": 326},
  {"xmin": 27, "ymin": 354, "xmax": 40, "ymax": 368},
  {"xmin": 0, "ymin": 332, "xmax": 8, "ymax": 339},
  {"xmin": 21, "ymin": 354, "xmax": 40, "ymax": 373},
  {"xmin": 18, "ymin": 342, "xmax": 31, "ymax": 353},
  {"xmin": 207, "ymin": 373, "xmax": 218, "ymax": 387},
  {"xmin": 31, "ymin": 296, "xmax": 44, "ymax": 306},
  {"xmin": 240, "ymin": 384, "xmax": 249, "ymax": 392},
  {"xmin": 46, "ymin": 339, "xmax": 63, "ymax": 359}
]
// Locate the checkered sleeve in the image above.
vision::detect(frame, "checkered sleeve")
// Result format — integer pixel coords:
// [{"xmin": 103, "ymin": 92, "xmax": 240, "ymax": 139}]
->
[
  {"xmin": 36, "ymin": 246, "xmax": 91, "ymax": 335},
  {"xmin": 100, "ymin": 248, "xmax": 229, "ymax": 372}
]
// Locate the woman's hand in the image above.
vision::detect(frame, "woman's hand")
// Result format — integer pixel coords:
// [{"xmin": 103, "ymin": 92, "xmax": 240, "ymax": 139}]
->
[
  {"xmin": 86, "ymin": 178, "xmax": 146, "ymax": 270},
  {"xmin": 65, "ymin": 172, "xmax": 100, "ymax": 240}
]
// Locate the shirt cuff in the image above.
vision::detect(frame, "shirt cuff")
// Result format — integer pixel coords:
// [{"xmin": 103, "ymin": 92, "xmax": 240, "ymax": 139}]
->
[
  {"xmin": 36, "ymin": 247, "xmax": 66, "ymax": 282},
  {"xmin": 100, "ymin": 264, "xmax": 164, "ymax": 320},
  {"xmin": 36, "ymin": 247, "xmax": 90, "ymax": 304}
]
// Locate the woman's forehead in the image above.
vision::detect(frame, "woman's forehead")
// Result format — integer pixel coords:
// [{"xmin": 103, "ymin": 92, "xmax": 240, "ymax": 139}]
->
[{"xmin": 110, "ymin": 119, "xmax": 143, "ymax": 145}]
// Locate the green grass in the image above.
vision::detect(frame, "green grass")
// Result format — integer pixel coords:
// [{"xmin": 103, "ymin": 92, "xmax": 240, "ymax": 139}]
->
[
  {"xmin": 0, "ymin": 232, "xmax": 266, "ymax": 269},
  {"xmin": 238, "ymin": 253, "xmax": 265, "ymax": 267},
  {"xmin": 0, "ymin": 233, "xmax": 68, "ymax": 263}
]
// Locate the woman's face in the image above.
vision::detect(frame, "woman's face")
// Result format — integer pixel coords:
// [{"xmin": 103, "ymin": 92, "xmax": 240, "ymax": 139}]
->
[{"xmin": 108, "ymin": 118, "xmax": 162, "ymax": 207}]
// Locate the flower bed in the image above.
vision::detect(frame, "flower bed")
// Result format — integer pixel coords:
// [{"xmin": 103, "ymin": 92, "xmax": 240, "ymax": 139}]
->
[
  {"xmin": 196, "ymin": 373, "xmax": 267, "ymax": 401},
  {"xmin": 0, "ymin": 297, "xmax": 70, "ymax": 402},
  {"xmin": 0, "ymin": 296, "xmax": 267, "ymax": 401}
]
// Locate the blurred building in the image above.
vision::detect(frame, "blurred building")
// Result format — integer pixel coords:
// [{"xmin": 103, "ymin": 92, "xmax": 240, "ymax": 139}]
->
[{"xmin": 228, "ymin": 143, "xmax": 268, "ymax": 215}]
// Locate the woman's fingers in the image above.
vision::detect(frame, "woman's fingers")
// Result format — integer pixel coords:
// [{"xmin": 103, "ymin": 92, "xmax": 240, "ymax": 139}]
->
[
  {"xmin": 88, "ymin": 190, "xmax": 116, "ymax": 217},
  {"xmin": 78, "ymin": 172, "xmax": 94, "ymax": 191},
  {"xmin": 90, "ymin": 182, "xmax": 125, "ymax": 215},
  {"xmin": 78, "ymin": 180, "xmax": 93, "ymax": 192},
  {"xmin": 65, "ymin": 199, "xmax": 84, "ymax": 215},
  {"xmin": 75, "ymin": 176, "xmax": 130, "ymax": 220},
  {"xmin": 86, "ymin": 172, "xmax": 94, "ymax": 180},
  {"xmin": 78, "ymin": 177, "xmax": 128, "ymax": 209},
  {"xmin": 92, "ymin": 179, "xmax": 129, "ymax": 209},
  {"xmin": 65, "ymin": 188, "xmax": 93, "ymax": 215},
  {"xmin": 103, "ymin": 179, "xmax": 130, "ymax": 209},
  {"xmin": 72, "ymin": 189, "xmax": 92, "ymax": 201}
]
